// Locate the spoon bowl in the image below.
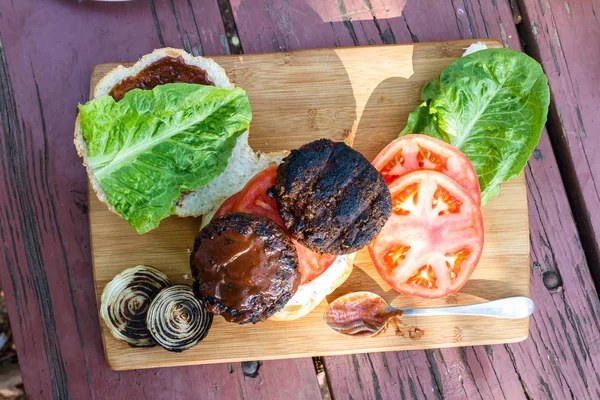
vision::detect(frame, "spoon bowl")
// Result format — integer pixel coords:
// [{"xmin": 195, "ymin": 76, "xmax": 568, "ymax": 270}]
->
[
  {"xmin": 324, "ymin": 292, "xmax": 535, "ymax": 338},
  {"xmin": 323, "ymin": 291, "xmax": 401, "ymax": 337}
]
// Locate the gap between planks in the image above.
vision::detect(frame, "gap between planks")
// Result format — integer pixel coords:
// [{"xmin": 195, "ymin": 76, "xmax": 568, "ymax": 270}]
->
[
  {"xmin": 217, "ymin": 0, "xmax": 243, "ymax": 54},
  {"xmin": 515, "ymin": 2, "xmax": 600, "ymax": 296}
]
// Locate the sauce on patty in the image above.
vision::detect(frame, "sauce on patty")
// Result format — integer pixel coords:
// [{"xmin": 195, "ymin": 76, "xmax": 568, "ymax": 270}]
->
[
  {"xmin": 191, "ymin": 213, "xmax": 300, "ymax": 324},
  {"xmin": 194, "ymin": 230, "xmax": 289, "ymax": 311}
]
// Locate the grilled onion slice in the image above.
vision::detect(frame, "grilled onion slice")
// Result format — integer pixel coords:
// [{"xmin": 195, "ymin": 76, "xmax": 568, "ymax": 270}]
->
[
  {"xmin": 100, "ymin": 265, "xmax": 172, "ymax": 347},
  {"xmin": 147, "ymin": 285, "xmax": 213, "ymax": 352}
]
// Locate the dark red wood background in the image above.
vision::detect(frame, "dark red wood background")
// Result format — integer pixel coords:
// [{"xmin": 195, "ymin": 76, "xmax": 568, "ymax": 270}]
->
[{"xmin": 0, "ymin": 0, "xmax": 598, "ymax": 399}]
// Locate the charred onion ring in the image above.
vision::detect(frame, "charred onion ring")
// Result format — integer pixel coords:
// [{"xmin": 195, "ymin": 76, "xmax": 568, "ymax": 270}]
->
[
  {"xmin": 147, "ymin": 285, "xmax": 213, "ymax": 352},
  {"xmin": 100, "ymin": 265, "xmax": 172, "ymax": 347}
]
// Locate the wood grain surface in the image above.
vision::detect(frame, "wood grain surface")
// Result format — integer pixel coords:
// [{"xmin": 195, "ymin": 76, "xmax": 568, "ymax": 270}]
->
[
  {"xmin": 0, "ymin": 0, "xmax": 599, "ymax": 398},
  {"xmin": 518, "ymin": 0, "xmax": 600, "ymax": 291},
  {"xmin": 89, "ymin": 40, "xmax": 532, "ymax": 371},
  {"xmin": 227, "ymin": 1, "xmax": 600, "ymax": 399}
]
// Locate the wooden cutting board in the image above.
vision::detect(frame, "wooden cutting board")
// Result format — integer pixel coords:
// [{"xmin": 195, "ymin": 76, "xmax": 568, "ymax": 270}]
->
[{"xmin": 88, "ymin": 39, "xmax": 530, "ymax": 371}]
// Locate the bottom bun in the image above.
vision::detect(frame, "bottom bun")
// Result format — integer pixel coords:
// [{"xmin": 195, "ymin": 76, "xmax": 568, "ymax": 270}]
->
[{"xmin": 270, "ymin": 253, "xmax": 355, "ymax": 321}]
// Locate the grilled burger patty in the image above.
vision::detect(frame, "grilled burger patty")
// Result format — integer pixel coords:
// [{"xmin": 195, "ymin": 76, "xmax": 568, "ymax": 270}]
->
[
  {"xmin": 274, "ymin": 139, "xmax": 392, "ymax": 255},
  {"xmin": 191, "ymin": 212, "xmax": 300, "ymax": 324}
]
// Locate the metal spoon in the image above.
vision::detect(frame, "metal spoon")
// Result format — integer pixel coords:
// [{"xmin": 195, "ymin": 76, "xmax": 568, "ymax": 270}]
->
[{"xmin": 323, "ymin": 291, "xmax": 535, "ymax": 337}]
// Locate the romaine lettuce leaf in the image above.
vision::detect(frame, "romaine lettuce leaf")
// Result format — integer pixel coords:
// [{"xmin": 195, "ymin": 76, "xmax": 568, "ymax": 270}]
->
[
  {"xmin": 79, "ymin": 83, "xmax": 251, "ymax": 234},
  {"xmin": 401, "ymin": 48, "xmax": 550, "ymax": 203}
]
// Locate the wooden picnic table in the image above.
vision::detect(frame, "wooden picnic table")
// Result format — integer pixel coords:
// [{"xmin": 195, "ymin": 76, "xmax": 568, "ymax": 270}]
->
[{"xmin": 0, "ymin": 0, "xmax": 598, "ymax": 398}]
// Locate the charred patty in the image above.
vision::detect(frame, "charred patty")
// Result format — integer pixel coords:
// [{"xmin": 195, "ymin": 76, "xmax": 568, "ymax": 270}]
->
[
  {"xmin": 274, "ymin": 139, "xmax": 392, "ymax": 255},
  {"xmin": 191, "ymin": 212, "xmax": 300, "ymax": 324}
]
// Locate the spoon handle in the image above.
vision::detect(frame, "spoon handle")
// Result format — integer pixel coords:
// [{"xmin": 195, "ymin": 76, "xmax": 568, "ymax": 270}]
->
[{"xmin": 400, "ymin": 297, "xmax": 535, "ymax": 319}]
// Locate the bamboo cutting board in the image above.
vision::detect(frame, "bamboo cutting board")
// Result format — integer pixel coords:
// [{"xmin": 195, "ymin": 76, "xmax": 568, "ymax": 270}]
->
[{"xmin": 88, "ymin": 39, "xmax": 530, "ymax": 371}]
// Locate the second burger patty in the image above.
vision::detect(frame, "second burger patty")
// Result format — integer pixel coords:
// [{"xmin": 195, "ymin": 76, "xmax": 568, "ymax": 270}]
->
[
  {"xmin": 191, "ymin": 213, "xmax": 300, "ymax": 324},
  {"xmin": 275, "ymin": 139, "xmax": 392, "ymax": 255}
]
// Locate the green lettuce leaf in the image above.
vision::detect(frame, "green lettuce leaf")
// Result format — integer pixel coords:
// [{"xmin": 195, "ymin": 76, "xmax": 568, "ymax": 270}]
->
[
  {"xmin": 400, "ymin": 48, "xmax": 550, "ymax": 203},
  {"xmin": 79, "ymin": 83, "xmax": 251, "ymax": 234}
]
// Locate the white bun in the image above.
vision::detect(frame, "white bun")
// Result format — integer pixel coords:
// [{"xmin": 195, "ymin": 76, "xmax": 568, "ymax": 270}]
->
[
  {"xmin": 270, "ymin": 253, "xmax": 355, "ymax": 321},
  {"xmin": 74, "ymin": 47, "xmax": 285, "ymax": 222}
]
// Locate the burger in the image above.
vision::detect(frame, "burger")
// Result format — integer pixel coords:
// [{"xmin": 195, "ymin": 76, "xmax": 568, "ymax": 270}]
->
[
  {"xmin": 191, "ymin": 139, "xmax": 391, "ymax": 322},
  {"xmin": 76, "ymin": 48, "xmax": 392, "ymax": 323}
]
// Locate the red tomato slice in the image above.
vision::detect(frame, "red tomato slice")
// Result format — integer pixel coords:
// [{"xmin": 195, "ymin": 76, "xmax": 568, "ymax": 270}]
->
[
  {"xmin": 232, "ymin": 166, "xmax": 336, "ymax": 284},
  {"xmin": 372, "ymin": 134, "xmax": 481, "ymax": 204},
  {"xmin": 293, "ymin": 242, "xmax": 337, "ymax": 283},
  {"xmin": 368, "ymin": 170, "xmax": 484, "ymax": 299},
  {"xmin": 212, "ymin": 192, "xmax": 240, "ymax": 219},
  {"xmin": 234, "ymin": 166, "xmax": 283, "ymax": 225}
]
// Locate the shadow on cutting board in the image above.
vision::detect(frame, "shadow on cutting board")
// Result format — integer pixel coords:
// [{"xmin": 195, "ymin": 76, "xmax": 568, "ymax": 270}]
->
[
  {"xmin": 353, "ymin": 76, "xmax": 412, "ymax": 161},
  {"xmin": 241, "ymin": 47, "xmax": 358, "ymax": 152}
]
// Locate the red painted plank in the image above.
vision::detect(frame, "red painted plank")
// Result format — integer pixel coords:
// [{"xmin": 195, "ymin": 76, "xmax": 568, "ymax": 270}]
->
[
  {"xmin": 0, "ymin": 1, "xmax": 320, "ymax": 398},
  {"xmin": 231, "ymin": 0, "xmax": 520, "ymax": 51},
  {"xmin": 149, "ymin": 0, "xmax": 231, "ymax": 55},
  {"xmin": 324, "ymin": 346, "xmax": 527, "ymax": 399},
  {"xmin": 229, "ymin": 1, "xmax": 600, "ymax": 399},
  {"xmin": 512, "ymin": 130, "xmax": 600, "ymax": 398},
  {"xmin": 518, "ymin": 0, "xmax": 600, "ymax": 286}
]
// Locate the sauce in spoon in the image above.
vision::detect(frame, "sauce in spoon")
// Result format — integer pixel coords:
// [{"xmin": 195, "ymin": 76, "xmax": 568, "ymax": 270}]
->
[
  {"xmin": 325, "ymin": 293, "xmax": 535, "ymax": 338},
  {"xmin": 324, "ymin": 292, "xmax": 403, "ymax": 337}
]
